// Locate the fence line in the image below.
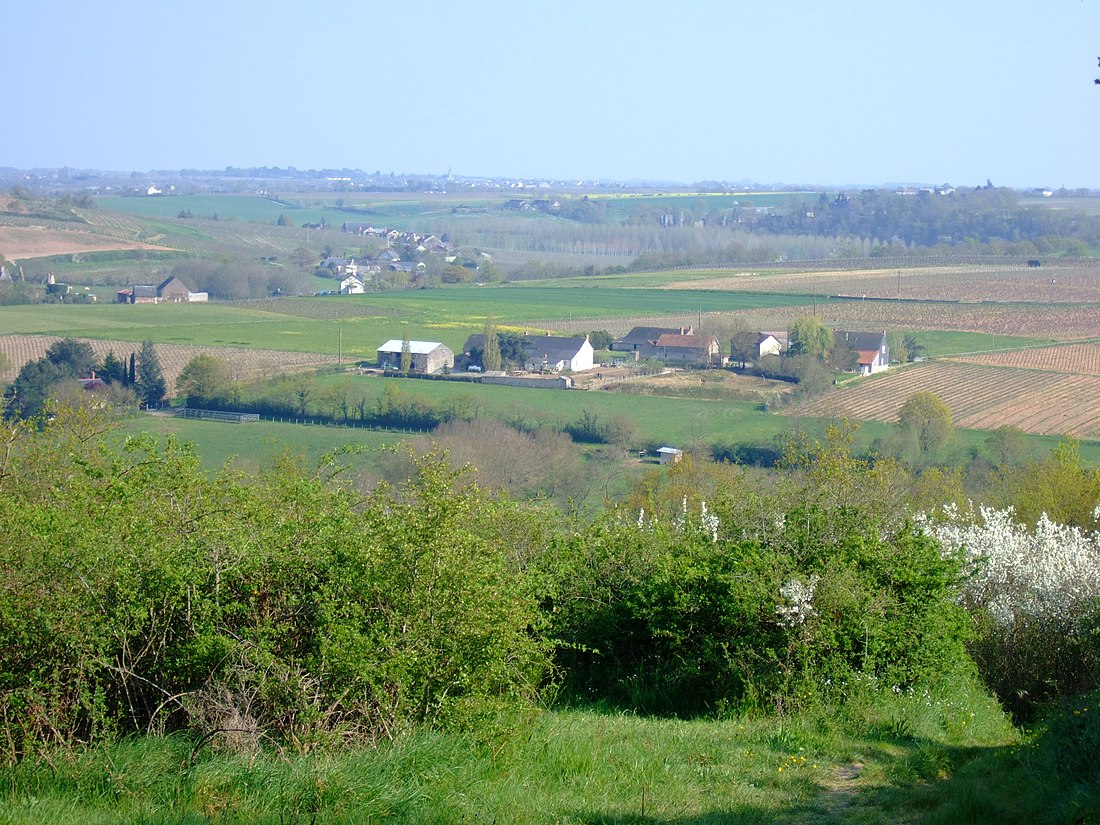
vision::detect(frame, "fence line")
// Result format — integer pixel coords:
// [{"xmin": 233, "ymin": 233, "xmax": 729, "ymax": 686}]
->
[{"xmin": 174, "ymin": 408, "xmax": 259, "ymax": 423}]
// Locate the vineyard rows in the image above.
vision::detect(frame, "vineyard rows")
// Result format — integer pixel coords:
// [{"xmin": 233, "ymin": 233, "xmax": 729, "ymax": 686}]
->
[
  {"xmin": 955, "ymin": 374, "xmax": 1100, "ymax": 438},
  {"xmin": 0, "ymin": 335, "xmax": 333, "ymax": 392},
  {"xmin": 944, "ymin": 342, "xmax": 1100, "ymax": 375},
  {"xmin": 790, "ymin": 362, "xmax": 1100, "ymax": 439}
]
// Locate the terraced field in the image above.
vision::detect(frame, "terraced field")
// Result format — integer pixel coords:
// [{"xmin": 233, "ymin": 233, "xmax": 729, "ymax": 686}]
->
[{"xmin": 790, "ymin": 357, "xmax": 1100, "ymax": 439}]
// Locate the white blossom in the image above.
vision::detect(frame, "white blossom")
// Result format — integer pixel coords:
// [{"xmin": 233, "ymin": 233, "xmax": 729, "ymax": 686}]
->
[
  {"xmin": 919, "ymin": 504, "xmax": 1100, "ymax": 627},
  {"xmin": 700, "ymin": 500, "xmax": 720, "ymax": 542},
  {"xmin": 636, "ymin": 499, "xmax": 720, "ymax": 541},
  {"xmin": 776, "ymin": 574, "xmax": 820, "ymax": 627}
]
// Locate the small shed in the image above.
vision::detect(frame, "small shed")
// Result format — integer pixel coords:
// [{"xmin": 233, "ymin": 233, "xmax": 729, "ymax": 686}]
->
[{"xmin": 657, "ymin": 446, "xmax": 683, "ymax": 465}]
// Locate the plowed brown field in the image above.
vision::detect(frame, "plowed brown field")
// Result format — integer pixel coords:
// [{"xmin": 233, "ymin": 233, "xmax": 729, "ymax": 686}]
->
[
  {"xmin": 539, "ymin": 300, "xmax": 1100, "ymax": 340},
  {"xmin": 667, "ymin": 262, "xmax": 1100, "ymax": 304}
]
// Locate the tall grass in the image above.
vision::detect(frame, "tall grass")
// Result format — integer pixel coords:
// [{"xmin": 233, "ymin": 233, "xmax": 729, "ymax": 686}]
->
[{"xmin": 0, "ymin": 677, "xmax": 1020, "ymax": 825}]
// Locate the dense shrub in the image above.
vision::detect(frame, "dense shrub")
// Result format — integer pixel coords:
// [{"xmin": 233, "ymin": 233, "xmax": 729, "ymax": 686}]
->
[
  {"xmin": 0, "ymin": 409, "xmax": 550, "ymax": 761},
  {"xmin": 548, "ymin": 501, "xmax": 971, "ymax": 716}
]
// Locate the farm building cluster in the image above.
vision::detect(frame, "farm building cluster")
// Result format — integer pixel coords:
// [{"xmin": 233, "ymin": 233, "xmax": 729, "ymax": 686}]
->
[{"xmin": 374, "ymin": 327, "xmax": 889, "ymax": 378}]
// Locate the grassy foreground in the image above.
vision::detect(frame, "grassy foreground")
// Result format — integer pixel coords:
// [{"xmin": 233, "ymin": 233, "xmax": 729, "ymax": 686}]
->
[{"xmin": 9, "ymin": 678, "xmax": 1091, "ymax": 825}]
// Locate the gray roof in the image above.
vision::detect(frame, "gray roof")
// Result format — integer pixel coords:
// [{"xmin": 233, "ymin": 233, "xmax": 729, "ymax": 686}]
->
[
  {"xmin": 522, "ymin": 334, "xmax": 589, "ymax": 362},
  {"xmin": 614, "ymin": 326, "xmax": 692, "ymax": 346},
  {"xmin": 834, "ymin": 330, "xmax": 886, "ymax": 351}
]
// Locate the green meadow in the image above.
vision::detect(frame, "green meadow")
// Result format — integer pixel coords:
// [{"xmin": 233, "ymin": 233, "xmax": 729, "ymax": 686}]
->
[
  {"xmin": 98, "ymin": 194, "xmax": 329, "ymax": 225},
  {"xmin": 0, "ymin": 285, "xmax": 821, "ymax": 357},
  {"xmin": 122, "ymin": 414, "xmax": 401, "ymax": 474},
  {"xmin": 0, "ymin": 287, "xmax": 1055, "ymax": 366}
]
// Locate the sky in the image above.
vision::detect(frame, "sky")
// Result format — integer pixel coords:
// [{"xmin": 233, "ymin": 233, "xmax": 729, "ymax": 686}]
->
[{"xmin": 6, "ymin": 1, "xmax": 1100, "ymax": 188}]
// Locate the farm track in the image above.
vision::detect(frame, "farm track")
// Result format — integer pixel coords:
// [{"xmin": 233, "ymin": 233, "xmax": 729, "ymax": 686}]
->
[{"xmin": 0, "ymin": 334, "xmax": 333, "ymax": 392}]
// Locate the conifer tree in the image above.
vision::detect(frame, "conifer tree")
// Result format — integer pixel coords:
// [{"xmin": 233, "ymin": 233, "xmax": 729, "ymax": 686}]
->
[{"xmin": 135, "ymin": 339, "xmax": 166, "ymax": 408}]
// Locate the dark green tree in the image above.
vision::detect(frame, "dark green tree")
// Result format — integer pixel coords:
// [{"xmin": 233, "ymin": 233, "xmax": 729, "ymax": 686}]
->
[
  {"xmin": 902, "ymin": 334, "xmax": 926, "ymax": 362},
  {"xmin": 587, "ymin": 330, "xmax": 614, "ymax": 350},
  {"xmin": 45, "ymin": 338, "xmax": 96, "ymax": 376},
  {"xmin": 99, "ymin": 351, "xmax": 128, "ymax": 385},
  {"xmin": 134, "ymin": 340, "xmax": 166, "ymax": 408},
  {"xmin": 3, "ymin": 338, "xmax": 96, "ymax": 419}
]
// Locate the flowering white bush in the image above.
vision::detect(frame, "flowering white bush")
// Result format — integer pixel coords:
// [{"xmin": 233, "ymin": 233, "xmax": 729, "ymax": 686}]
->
[
  {"xmin": 775, "ymin": 574, "xmax": 819, "ymax": 627},
  {"xmin": 920, "ymin": 504, "xmax": 1100, "ymax": 626},
  {"xmin": 635, "ymin": 496, "xmax": 720, "ymax": 542}
]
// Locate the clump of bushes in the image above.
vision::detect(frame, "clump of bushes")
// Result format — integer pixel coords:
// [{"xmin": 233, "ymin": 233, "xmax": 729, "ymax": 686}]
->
[
  {"xmin": 547, "ymin": 501, "xmax": 971, "ymax": 716},
  {"xmin": 0, "ymin": 407, "xmax": 1013, "ymax": 763},
  {"xmin": 0, "ymin": 408, "xmax": 549, "ymax": 761}
]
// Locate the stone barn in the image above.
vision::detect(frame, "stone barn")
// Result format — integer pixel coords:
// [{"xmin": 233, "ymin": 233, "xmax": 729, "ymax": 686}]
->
[{"xmin": 376, "ymin": 340, "xmax": 455, "ymax": 374}]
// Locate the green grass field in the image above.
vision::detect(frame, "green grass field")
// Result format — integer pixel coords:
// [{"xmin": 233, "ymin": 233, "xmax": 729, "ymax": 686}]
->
[
  {"xmin": 122, "ymin": 414, "xmax": 401, "ymax": 474},
  {"xmin": 0, "ymin": 284, "xmax": 824, "ymax": 358},
  {"xmin": 911, "ymin": 330, "xmax": 1056, "ymax": 358},
  {"xmin": 97, "ymin": 195, "xmax": 328, "ymax": 225}
]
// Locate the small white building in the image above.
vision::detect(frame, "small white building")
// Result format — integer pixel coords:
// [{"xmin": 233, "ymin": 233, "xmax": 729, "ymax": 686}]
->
[
  {"xmin": 757, "ymin": 332, "xmax": 785, "ymax": 358},
  {"xmin": 656, "ymin": 446, "xmax": 683, "ymax": 465},
  {"xmin": 339, "ymin": 274, "xmax": 365, "ymax": 294},
  {"xmin": 522, "ymin": 334, "xmax": 594, "ymax": 373}
]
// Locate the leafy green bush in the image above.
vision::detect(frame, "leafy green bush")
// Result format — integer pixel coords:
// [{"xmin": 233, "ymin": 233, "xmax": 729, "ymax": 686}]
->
[
  {"xmin": 0, "ymin": 409, "xmax": 551, "ymax": 761},
  {"xmin": 548, "ymin": 502, "xmax": 971, "ymax": 716}
]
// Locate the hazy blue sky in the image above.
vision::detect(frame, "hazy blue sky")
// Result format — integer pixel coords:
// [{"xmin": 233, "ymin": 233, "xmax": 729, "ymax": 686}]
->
[{"xmin": 6, "ymin": 1, "xmax": 1100, "ymax": 187}]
